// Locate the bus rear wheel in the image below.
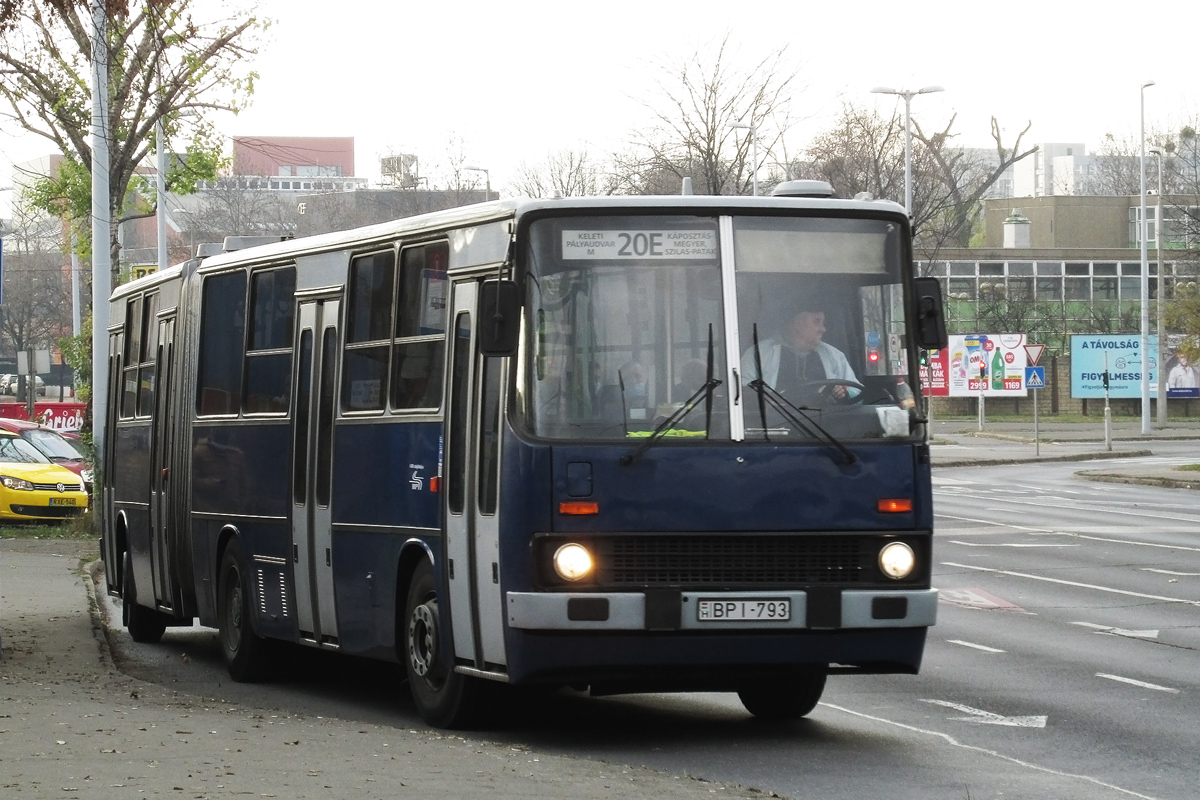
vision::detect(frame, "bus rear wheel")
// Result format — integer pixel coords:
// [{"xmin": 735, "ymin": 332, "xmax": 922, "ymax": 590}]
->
[
  {"xmin": 738, "ymin": 670, "xmax": 827, "ymax": 720},
  {"xmin": 121, "ymin": 551, "xmax": 167, "ymax": 644},
  {"xmin": 218, "ymin": 538, "xmax": 271, "ymax": 682},
  {"xmin": 403, "ymin": 558, "xmax": 493, "ymax": 729}
]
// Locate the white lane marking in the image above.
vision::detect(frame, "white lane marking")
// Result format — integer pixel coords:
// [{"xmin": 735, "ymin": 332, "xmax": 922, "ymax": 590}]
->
[
  {"xmin": 941, "ymin": 562, "xmax": 1200, "ymax": 607},
  {"xmin": 1095, "ymin": 673, "xmax": 1180, "ymax": 694},
  {"xmin": 949, "ymin": 540, "xmax": 1079, "ymax": 548},
  {"xmin": 947, "ymin": 639, "xmax": 1005, "ymax": 653},
  {"xmin": 931, "ymin": 476, "xmax": 978, "ymax": 485},
  {"xmin": 937, "ymin": 513, "xmax": 1200, "ymax": 553},
  {"xmin": 1141, "ymin": 568, "xmax": 1200, "ymax": 576},
  {"xmin": 941, "ymin": 492, "xmax": 1200, "ymax": 525},
  {"xmin": 922, "ymin": 699, "xmax": 1047, "ymax": 728},
  {"xmin": 1071, "ymin": 621, "xmax": 1159, "ymax": 639},
  {"xmin": 822, "ymin": 703, "xmax": 1161, "ymax": 800}
]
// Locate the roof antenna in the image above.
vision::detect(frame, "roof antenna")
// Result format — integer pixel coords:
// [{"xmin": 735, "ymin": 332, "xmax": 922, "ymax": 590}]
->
[{"xmin": 681, "ymin": 177, "xmax": 693, "ymax": 196}]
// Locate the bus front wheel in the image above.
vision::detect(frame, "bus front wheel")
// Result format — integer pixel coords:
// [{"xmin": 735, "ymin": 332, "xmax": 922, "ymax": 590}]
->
[
  {"xmin": 403, "ymin": 558, "xmax": 492, "ymax": 728},
  {"xmin": 738, "ymin": 670, "xmax": 827, "ymax": 720},
  {"xmin": 218, "ymin": 538, "xmax": 271, "ymax": 682},
  {"xmin": 121, "ymin": 551, "xmax": 167, "ymax": 643}
]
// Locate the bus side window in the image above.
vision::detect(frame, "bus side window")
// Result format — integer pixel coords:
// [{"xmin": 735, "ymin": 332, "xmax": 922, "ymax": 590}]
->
[
  {"xmin": 244, "ymin": 266, "xmax": 297, "ymax": 414},
  {"xmin": 196, "ymin": 271, "xmax": 248, "ymax": 416},
  {"xmin": 120, "ymin": 296, "xmax": 142, "ymax": 419},
  {"xmin": 342, "ymin": 250, "xmax": 394, "ymax": 412},
  {"xmin": 392, "ymin": 241, "xmax": 448, "ymax": 410},
  {"xmin": 136, "ymin": 292, "xmax": 159, "ymax": 417}
]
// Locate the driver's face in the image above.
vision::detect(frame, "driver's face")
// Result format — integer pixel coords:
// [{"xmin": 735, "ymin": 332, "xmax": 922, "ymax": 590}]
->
[{"xmin": 789, "ymin": 311, "xmax": 825, "ymax": 351}]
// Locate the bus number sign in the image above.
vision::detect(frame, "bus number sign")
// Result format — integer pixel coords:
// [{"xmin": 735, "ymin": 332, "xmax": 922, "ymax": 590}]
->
[
  {"xmin": 562, "ymin": 229, "xmax": 717, "ymax": 260},
  {"xmin": 697, "ymin": 598, "xmax": 791, "ymax": 622}
]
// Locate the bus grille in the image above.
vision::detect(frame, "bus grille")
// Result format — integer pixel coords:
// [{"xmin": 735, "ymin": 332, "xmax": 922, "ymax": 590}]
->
[{"xmin": 596, "ymin": 535, "xmax": 866, "ymax": 587}]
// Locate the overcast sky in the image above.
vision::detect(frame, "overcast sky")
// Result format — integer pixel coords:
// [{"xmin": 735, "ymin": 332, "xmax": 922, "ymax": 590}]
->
[{"xmin": 3, "ymin": 0, "xmax": 1200, "ymax": 216}]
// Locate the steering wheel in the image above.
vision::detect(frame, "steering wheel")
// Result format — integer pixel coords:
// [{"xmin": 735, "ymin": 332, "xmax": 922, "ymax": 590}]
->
[{"xmin": 795, "ymin": 378, "xmax": 865, "ymax": 406}]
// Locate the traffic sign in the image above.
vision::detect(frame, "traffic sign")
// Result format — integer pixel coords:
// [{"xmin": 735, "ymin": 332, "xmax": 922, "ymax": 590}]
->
[
  {"xmin": 1025, "ymin": 366, "xmax": 1045, "ymax": 388},
  {"xmin": 1024, "ymin": 343, "xmax": 1045, "ymax": 365}
]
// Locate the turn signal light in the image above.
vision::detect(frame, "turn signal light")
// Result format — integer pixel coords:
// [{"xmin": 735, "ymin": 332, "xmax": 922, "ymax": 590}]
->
[
  {"xmin": 877, "ymin": 499, "xmax": 912, "ymax": 513},
  {"xmin": 559, "ymin": 501, "xmax": 599, "ymax": 515}
]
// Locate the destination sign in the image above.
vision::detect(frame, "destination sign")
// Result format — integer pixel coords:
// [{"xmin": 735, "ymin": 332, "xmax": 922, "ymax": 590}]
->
[{"xmin": 561, "ymin": 229, "xmax": 717, "ymax": 260}]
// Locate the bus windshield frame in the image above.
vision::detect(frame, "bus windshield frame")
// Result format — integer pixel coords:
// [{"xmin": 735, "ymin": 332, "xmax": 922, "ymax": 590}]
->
[{"xmin": 518, "ymin": 210, "xmax": 919, "ymax": 444}]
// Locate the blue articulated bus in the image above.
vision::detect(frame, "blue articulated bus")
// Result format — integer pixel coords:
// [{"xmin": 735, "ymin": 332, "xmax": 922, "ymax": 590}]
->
[{"xmin": 102, "ymin": 181, "xmax": 949, "ymax": 728}]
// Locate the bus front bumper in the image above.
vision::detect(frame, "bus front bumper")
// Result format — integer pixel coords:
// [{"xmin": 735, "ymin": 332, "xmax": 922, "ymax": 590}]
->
[{"xmin": 506, "ymin": 588, "xmax": 936, "ymax": 631}]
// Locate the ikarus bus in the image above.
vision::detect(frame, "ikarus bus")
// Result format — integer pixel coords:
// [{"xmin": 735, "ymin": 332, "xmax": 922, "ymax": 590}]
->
[{"xmin": 101, "ymin": 181, "xmax": 949, "ymax": 728}]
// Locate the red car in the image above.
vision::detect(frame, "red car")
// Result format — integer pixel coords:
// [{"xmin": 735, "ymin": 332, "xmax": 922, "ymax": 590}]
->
[{"xmin": 0, "ymin": 418, "xmax": 92, "ymax": 493}]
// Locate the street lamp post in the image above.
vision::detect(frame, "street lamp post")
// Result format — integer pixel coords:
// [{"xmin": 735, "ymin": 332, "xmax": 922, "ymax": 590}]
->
[
  {"xmin": 1150, "ymin": 145, "xmax": 1166, "ymax": 426},
  {"xmin": 870, "ymin": 85, "xmax": 944, "ymax": 216},
  {"xmin": 727, "ymin": 122, "xmax": 759, "ymax": 196},
  {"xmin": 464, "ymin": 165, "xmax": 490, "ymax": 201},
  {"xmin": 1139, "ymin": 80, "xmax": 1155, "ymax": 435}
]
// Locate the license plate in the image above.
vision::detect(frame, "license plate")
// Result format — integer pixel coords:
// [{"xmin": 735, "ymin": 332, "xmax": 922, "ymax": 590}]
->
[
  {"xmin": 697, "ymin": 598, "xmax": 791, "ymax": 622},
  {"xmin": 49, "ymin": 497, "xmax": 77, "ymax": 506}
]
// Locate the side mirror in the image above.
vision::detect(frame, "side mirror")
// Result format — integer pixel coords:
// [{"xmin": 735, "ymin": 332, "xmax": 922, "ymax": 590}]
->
[
  {"xmin": 912, "ymin": 277, "xmax": 948, "ymax": 350},
  {"xmin": 478, "ymin": 279, "xmax": 520, "ymax": 356}
]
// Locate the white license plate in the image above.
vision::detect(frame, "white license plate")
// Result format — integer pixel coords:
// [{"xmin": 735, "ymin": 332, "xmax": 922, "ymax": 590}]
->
[{"xmin": 697, "ymin": 598, "xmax": 791, "ymax": 622}]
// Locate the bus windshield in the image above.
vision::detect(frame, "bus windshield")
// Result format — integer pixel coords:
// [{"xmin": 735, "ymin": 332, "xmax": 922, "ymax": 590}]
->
[{"xmin": 521, "ymin": 212, "xmax": 917, "ymax": 442}]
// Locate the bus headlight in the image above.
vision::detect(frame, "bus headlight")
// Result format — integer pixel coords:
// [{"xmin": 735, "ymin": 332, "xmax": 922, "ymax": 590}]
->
[
  {"xmin": 878, "ymin": 542, "xmax": 915, "ymax": 580},
  {"xmin": 553, "ymin": 543, "xmax": 593, "ymax": 581}
]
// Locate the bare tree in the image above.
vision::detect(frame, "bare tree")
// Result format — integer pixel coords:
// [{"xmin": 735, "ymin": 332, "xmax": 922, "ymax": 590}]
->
[
  {"xmin": 0, "ymin": 195, "xmax": 74, "ymax": 364},
  {"xmin": 802, "ymin": 102, "xmax": 1034, "ymax": 255},
  {"xmin": 511, "ymin": 149, "xmax": 603, "ymax": 197},
  {"xmin": 611, "ymin": 35, "xmax": 798, "ymax": 196}
]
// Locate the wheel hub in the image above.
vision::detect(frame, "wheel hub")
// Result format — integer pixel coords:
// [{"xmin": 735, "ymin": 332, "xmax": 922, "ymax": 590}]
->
[{"xmin": 408, "ymin": 600, "xmax": 438, "ymax": 677}]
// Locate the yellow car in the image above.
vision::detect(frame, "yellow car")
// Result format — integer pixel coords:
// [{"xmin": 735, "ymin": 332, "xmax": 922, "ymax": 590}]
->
[{"xmin": 0, "ymin": 431, "xmax": 88, "ymax": 521}]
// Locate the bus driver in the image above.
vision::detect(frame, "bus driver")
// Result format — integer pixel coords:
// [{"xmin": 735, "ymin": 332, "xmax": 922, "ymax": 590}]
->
[{"xmin": 740, "ymin": 302, "xmax": 859, "ymax": 402}]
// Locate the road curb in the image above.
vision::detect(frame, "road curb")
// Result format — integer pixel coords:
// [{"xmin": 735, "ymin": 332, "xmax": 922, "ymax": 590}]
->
[
  {"xmin": 958, "ymin": 431, "xmax": 1200, "ymax": 444},
  {"xmin": 934, "ymin": 449, "xmax": 1154, "ymax": 469},
  {"xmin": 1075, "ymin": 470, "xmax": 1200, "ymax": 491},
  {"xmin": 82, "ymin": 557, "xmax": 119, "ymax": 671}
]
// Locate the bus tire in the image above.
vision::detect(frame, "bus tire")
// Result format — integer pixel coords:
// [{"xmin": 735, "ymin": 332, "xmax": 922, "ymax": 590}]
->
[
  {"xmin": 122, "ymin": 551, "xmax": 167, "ymax": 644},
  {"xmin": 738, "ymin": 670, "xmax": 827, "ymax": 720},
  {"xmin": 403, "ymin": 558, "xmax": 493, "ymax": 729},
  {"xmin": 218, "ymin": 538, "xmax": 271, "ymax": 682}
]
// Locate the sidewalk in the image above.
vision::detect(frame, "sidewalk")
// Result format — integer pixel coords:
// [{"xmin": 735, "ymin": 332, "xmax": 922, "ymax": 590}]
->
[
  {"xmin": 0, "ymin": 540, "xmax": 763, "ymax": 800},
  {"xmin": 930, "ymin": 418, "xmax": 1200, "ymax": 488}
]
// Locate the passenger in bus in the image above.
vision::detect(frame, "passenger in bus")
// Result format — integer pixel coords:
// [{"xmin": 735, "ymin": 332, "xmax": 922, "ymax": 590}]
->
[{"xmin": 740, "ymin": 303, "xmax": 859, "ymax": 402}]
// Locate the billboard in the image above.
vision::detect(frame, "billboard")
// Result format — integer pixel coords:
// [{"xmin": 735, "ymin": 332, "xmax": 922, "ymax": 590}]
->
[
  {"xmin": 1070, "ymin": 335, "xmax": 1159, "ymax": 399},
  {"xmin": 919, "ymin": 333, "xmax": 1028, "ymax": 397}
]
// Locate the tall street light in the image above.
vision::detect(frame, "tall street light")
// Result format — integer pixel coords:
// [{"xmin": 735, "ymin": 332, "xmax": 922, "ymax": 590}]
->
[
  {"xmin": 870, "ymin": 85, "xmax": 944, "ymax": 216},
  {"xmin": 1139, "ymin": 79, "xmax": 1155, "ymax": 435},
  {"xmin": 1150, "ymin": 145, "xmax": 1165, "ymax": 426},
  {"xmin": 728, "ymin": 122, "xmax": 758, "ymax": 196},
  {"xmin": 464, "ymin": 165, "xmax": 490, "ymax": 201}
]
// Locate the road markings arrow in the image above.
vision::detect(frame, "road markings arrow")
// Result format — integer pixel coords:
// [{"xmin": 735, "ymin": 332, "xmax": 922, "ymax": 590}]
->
[
  {"xmin": 922, "ymin": 699, "xmax": 1047, "ymax": 728},
  {"xmin": 1071, "ymin": 621, "xmax": 1159, "ymax": 639}
]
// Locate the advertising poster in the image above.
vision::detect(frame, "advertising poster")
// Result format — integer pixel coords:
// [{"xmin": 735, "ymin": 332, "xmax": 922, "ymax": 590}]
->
[
  {"xmin": 920, "ymin": 334, "xmax": 1028, "ymax": 397},
  {"xmin": 1070, "ymin": 335, "xmax": 1158, "ymax": 399},
  {"xmin": 1164, "ymin": 333, "xmax": 1199, "ymax": 399}
]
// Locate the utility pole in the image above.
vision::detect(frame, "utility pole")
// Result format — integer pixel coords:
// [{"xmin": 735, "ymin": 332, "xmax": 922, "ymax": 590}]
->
[{"xmin": 91, "ymin": 0, "xmax": 111, "ymax": 463}]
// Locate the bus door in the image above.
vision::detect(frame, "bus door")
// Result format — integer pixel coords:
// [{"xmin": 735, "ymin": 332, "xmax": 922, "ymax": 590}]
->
[
  {"xmin": 445, "ymin": 279, "xmax": 507, "ymax": 671},
  {"xmin": 291, "ymin": 296, "xmax": 342, "ymax": 646},
  {"xmin": 148, "ymin": 315, "xmax": 176, "ymax": 609}
]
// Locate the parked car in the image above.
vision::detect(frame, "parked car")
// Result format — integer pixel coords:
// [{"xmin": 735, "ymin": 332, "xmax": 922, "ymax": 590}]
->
[
  {"xmin": 0, "ymin": 418, "xmax": 92, "ymax": 494},
  {"xmin": 1, "ymin": 374, "xmax": 46, "ymax": 396},
  {"xmin": 0, "ymin": 430, "xmax": 88, "ymax": 521}
]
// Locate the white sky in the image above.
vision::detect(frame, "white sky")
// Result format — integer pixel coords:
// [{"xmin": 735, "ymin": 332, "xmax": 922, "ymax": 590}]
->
[{"xmin": 3, "ymin": 0, "xmax": 1200, "ymax": 216}]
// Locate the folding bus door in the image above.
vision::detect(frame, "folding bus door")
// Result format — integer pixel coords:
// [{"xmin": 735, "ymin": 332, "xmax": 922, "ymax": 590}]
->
[
  {"xmin": 445, "ymin": 279, "xmax": 507, "ymax": 671},
  {"xmin": 291, "ymin": 297, "xmax": 342, "ymax": 646},
  {"xmin": 149, "ymin": 316, "xmax": 176, "ymax": 610}
]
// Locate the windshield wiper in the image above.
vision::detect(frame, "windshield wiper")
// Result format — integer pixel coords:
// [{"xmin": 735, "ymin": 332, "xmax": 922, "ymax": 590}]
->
[
  {"xmin": 747, "ymin": 325, "xmax": 856, "ymax": 465},
  {"xmin": 621, "ymin": 324, "xmax": 721, "ymax": 466}
]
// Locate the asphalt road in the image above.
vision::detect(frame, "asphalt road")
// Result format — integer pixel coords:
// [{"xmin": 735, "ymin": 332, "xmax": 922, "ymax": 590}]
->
[{"xmin": 102, "ymin": 449, "xmax": 1200, "ymax": 800}]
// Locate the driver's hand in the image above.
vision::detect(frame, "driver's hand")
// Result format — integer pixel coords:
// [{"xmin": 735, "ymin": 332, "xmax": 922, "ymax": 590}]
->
[{"xmin": 831, "ymin": 384, "xmax": 847, "ymax": 399}]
